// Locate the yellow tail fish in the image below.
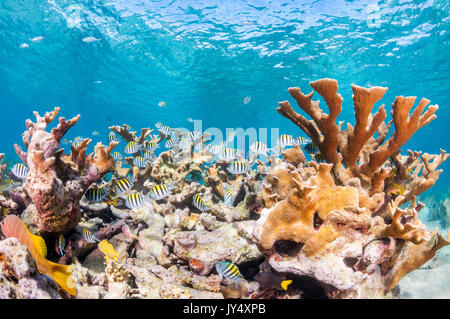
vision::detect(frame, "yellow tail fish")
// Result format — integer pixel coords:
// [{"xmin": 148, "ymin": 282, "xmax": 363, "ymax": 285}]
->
[
  {"xmin": 98, "ymin": 239, "xmax": 120, "ymax": 262},
  {"xmin": 281, "ymin": 280, "xmax": 292, "ymax": 291},
  {"xmin": 0, "ymin": 215, "xmax": 76, "ymax": 296}
]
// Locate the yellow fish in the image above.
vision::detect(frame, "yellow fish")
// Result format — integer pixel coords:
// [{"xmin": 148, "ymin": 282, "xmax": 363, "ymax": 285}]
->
[
  {"xmin": 2, "ymin": 207, "xmax": 9, "ymax": 216},
  {"xmin": 98, "ymin": 239, "xmax": 120, "ymax": 262},
  {"xmin": 281, "ymin": 280, "xmax": 292, "ymax": 291},
  {"xmin": 0, "ymin": 215, "xmax": 76, "ymax": 296}
]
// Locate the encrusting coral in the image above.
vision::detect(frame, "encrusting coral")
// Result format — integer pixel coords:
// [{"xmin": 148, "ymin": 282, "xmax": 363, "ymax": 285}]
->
[{"xmin": 0, "ymin": 78, "xmax": 448, "ymax": 299}]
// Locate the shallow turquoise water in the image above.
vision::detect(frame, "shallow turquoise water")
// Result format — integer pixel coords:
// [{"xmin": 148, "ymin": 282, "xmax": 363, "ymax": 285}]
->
[{"xmin": 1, "ymin": 0, "xmax": 449, "ymax": 190}]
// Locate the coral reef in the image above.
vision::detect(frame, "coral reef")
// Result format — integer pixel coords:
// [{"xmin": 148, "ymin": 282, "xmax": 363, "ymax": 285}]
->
[{"xmin": 0, "ymin": 79, "xmax": 448, "ymax": 299}]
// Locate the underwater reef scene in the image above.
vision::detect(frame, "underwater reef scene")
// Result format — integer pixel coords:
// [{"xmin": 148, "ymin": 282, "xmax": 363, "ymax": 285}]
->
[{"xmin": 0, "ymin": 78, "xmax": 449, "ymax": 299}]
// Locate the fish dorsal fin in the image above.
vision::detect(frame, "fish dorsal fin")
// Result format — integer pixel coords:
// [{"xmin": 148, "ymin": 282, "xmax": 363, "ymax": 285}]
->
[{"xmin": 32, "ymin": 235, "xmax": 47, "ymax": 258}]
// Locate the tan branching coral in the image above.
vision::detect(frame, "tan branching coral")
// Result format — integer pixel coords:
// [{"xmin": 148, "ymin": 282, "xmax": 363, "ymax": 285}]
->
[{"xmin": 254, "ymin": 79, "xmax": 449, "ymax": 298}]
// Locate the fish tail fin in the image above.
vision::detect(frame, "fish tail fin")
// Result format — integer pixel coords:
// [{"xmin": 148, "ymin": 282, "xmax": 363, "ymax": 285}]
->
[{"xmin": 48, "ymin": 262, "xmax": 77, "ymax": 296}]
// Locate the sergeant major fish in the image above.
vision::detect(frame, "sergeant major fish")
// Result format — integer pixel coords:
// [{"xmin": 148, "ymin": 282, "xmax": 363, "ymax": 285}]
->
[
  {"xmin": 215, "ymin": 261, "xmax": 245, "ymax": 287},
  {"xmin": 11, "ymin": 163, "xmax": 29, "ymax": 180}
]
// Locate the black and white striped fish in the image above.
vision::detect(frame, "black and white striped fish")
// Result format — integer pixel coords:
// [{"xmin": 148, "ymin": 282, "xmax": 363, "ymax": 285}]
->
[
  {"xmin": 165, "ymin": 137, "xmax": 177, "ymax": 148},
  {"xmin": 277, "ymin": 134, "xmax": 296, "ymax": 148},
  {"xmin": 111, "ymin": 152, "xmax": 123, "ymax": 161},
  {"xmin": 73, "ymin": 136, "xmax": 84, "ymax": 148},
  {"xmin": 209, "ymin": 143, "xmax": 225, "ymax": 155},
  {"xmin": 296, "ymin": 136, "xmax": 311, "ymax": 146},
  {"xmin": 222, "ymin": 183, "xmax": 233, "ymax": 207},
  {"xmin": 155, "ymin": 122, "xmax": 163, "ymax": 129},
  {"xmin": 304, "ymin": 142, "xmax": 319, "ymax": 154},
  {"xmin": 187, "ymin": 131, "xmax": 202, "ymax": 142},
  {"xmin": 312, "ymin": 153, "xmax": 326, "ymax": 163},
  {"xmin": 243, "ymin": 96, "xmax": 251, "ymax": 104},
  {"xmin": 192, "ymin": 194, "xmax": 210, "ymax": 213},
  {"xmin": 249, "ymin": 141, "xmax": 270, "ymax": 155},
  {"xmin": 124, "ymin": 141, "xmax": 142, "ymax": 154},
  {"xmin": 218, "ymin": 147, "xmax": 238, "ymax": 162},
  {"xmin": 227, "ymin": 161, "xmax": 250, "ymax": 175},
  {"xmin": 158, "ymin": 126, "xmax": 172, "ymax": 136},
  {"xmin": 109, "ymin": 131, "xmax": 119, "ymax": 143},
  {"xmin": 133, "ymin": 156, "xmax": 148, "ymax": 168},
  {"xmin": 11, "ymin": 163, "xmax": 29, "ymax": 180},
  {"xmin": 142, "ymin": 151, "xmax": 154, "ymax": 160},
  {"xmin": 215, "ymin": 261, "xmax": 245, "ymax": 287},
  {"xmin": 125, "ymin": 191, "xmax": 145, "ymax": 210},
  {"xmin": 144, "ymin": 141, "xmax": 159, "ymax": 152},
  {"xmin": 84, "ymin": 185, "xmax": 109, "ymax": 202},
  {"xmin": 114, "ymin": 177, "xmax": 134, "ymax": 195},
  {"xmin": 148, "ymin": 183, "xmax": 175, "ymax": 200},
  {"xmin": 83, "ymin": 229, "xmax": 100, "ymax": 244}
]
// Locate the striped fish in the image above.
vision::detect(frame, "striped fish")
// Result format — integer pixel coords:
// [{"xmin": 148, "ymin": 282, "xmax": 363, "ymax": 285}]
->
[
  {"xmin": 312, "ymin": 153, "xmax": 326, "ymax": 163},
  {"xmin": 98, "ymin": 239, "xmax": 120, "ymax": 262},
  {"xmin": 124, "ymin": 141, "xmax": 142, "ymax": 154},
  {"xmin": 187, "ymin": 131, "xmax": 201, "ymax": 142},
  {"xmin": 133, "ymin": 156, "xmax": 148, "ymax": 168},
  {"xmin": 114, "ymin": 177, "xmax": 134, "ymax": 195},
  {"xmin": 125, "ymin": 191, "xmax": 145, "ymax": 210},
  {"xmin": 109, "ymin": 131, "xmax": 119, "ymax": 143},
  {"xmin": 215, "ymin": 261, "xmax": 245, "ymax": 287},
  {"xmin": 227, "ymin": 161, "xmax": 250, "ymax": 175},
  {"xmin": 249, "ymin": 141, "xmax": 269, "ymax": 155},
  {"xmin": 165, "ymin": 137, "xmax": 177, "ymax": 148},
  {"xmin": 276, "ymin": 134, "xmax": 296, "ymax": 148},
  {"xmin": 111, "ymin": 152, "xmax": 123, "ymax": 161},
  {"xmin": 218, "ymin": 147, "xmax": 238, "ymax": 162},
  {"xmin": 148, "ymin": 183, "xmax": 175, "ymax": 200},
  {"xmin": 57, "ymin": 234, "xmax": 66, "ymax": 257},
  {"xmin": 158, "ymin": 125, "xmax": 172, "ymax": 136},
  {"xmin": 295, "ymin": 136, "xmax": 311, "ymax": 146},
  {"xmin": 209, "ymin": 143, "xmax": 225, "ymax": 155},
  {"xmin": 142, "ymin": 151, "xmax": 154, "ymax": 160},
  {"xmin": 73, "ymin": 136, "xmax": 84, "ymax": 148},
  {"xmin": 84, "ymin": 186, "xmax": 109, "ymax": 202},
  {"xmin": 144, "ymin": 141, "xmax": 159, "ymax": 152},
  {"xmin": 243, "ymin": 96, "xmax": 251, "ymax": 104},
  {"xmin": 304, "ymin": 143, "xmax": 319, "ymax": 154},
  {"xmin": 222, "ymin": 183, "xmax": 233, "ymax": 207},
  {"xmin": 155, "ymin": 122, "xmax": 163, "ymax": 129},
  {"xmin": 83, "ymin": 229, "xmax": 100, "ymax": 244},
  {"xmin": 11, "ymin": 163, "xmax": 29, "ymax": 180},
  {"xmin": 192, "ymin": 194, "xmax": 210, "ymax": 213}
]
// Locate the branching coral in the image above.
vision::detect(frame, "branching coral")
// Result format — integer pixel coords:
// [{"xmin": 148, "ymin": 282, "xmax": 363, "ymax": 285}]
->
[
  {"xmin": 255, "ymin": 79, "xmax": 449, "ymax": 298},
  {"xmin": 14, "ymin": 107, "xmax": 118, "ymax": 234}
]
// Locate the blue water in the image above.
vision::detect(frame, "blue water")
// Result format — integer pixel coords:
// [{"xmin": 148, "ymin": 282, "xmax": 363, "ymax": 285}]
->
[{"xmin": 1, "ymin": 0, "xmax": 449, "ymax": 190}]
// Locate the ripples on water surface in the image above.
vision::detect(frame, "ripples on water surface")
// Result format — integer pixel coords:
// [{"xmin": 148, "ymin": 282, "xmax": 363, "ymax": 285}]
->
[{"xmin": 0, "ymin": 0, "xmax": 449, "ymax": 189}]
